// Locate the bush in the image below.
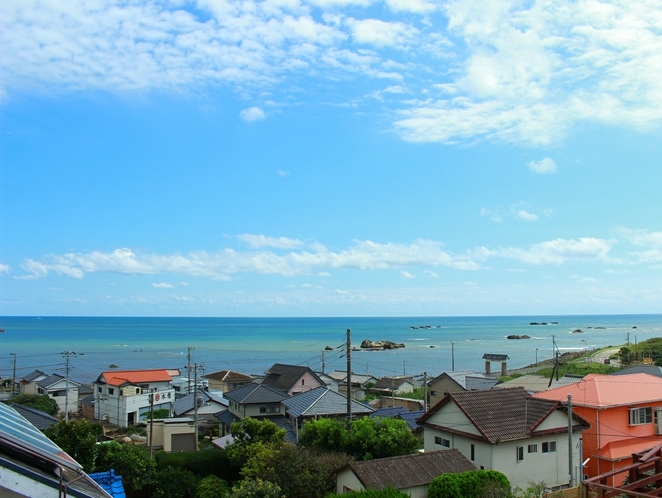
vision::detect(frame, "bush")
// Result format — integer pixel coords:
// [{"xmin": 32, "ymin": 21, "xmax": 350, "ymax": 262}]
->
[
  {"xmin": 95, "ymin": 442, "xmax": 156, "ymax": 498},
  {"xmin": 429, "ymin": 470, "xmax": 510, "ymax": 498},
  {"xmin": 151, "ymin": 466, "xmax": 198, "ymax": 498},
  {"xmin": 327, "ymin": 487, "xmax": 411, "ymax": 497},
  {"xmin": 155, "ymin": 447, "xmax": 236, "ymax": 482},
  {"xmin": 44, "ymin": 419, "xmax": 103, "ymax": 471},
  {"xmin": 10, "ymin": 394, "xmax": 60, "ymax": 416},
  {"xmin": 197, "ymin": 475, "xmax": 230, "ymax": 498}
]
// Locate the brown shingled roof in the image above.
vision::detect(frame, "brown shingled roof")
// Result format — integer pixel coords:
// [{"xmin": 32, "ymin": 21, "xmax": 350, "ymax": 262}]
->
[
  {"xmin": 419, "ymin": 387, "xmax": 564, "ymax": 443},
  {"xmin": 205, "ymin": 370, "xmax": 253, "ymax": 382},
  {"xmin": 345, "ymin": 449, "xmax": 476, "ymax": 490}
]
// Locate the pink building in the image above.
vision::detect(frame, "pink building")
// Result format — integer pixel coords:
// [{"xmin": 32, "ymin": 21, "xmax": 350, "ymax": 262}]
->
[{"xmin": 534, "ymin": 373, "xmax": 662, "ymax": 486}]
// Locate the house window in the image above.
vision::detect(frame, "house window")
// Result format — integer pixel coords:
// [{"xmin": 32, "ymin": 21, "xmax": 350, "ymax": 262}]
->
[
  {"xmin": 301, "ymin": 379, "xmax": 305, "ymax": 385},
  {"xmin": 517, "ymin": 446, "xmax": 524, "ymax": 462},
  {"xmin": 267, "ymin": 406, "xmax": 280, "ymax": 414},
  {"xmin": 434, "ymin": 436, "xmax": 450, "ymax": 448},
  {"xmin": 431, "ymin": 390, "xmax": 437, "ymax": 396},
  {"xmin": 471, "ymin": 444, "xmax": 475, "ymax": 461},
  {"xmin": 630, "ymin": 407, "xmax": 653, "ymax": 425},
  {"xmin": 108, "ymin": 388, "xmax": 115, "ymax": 395},
  {"xmin": 528, "ymin": 444, "xmax": 538, "ymax": 453},
  {"xmin": 542, "ymin": 441, "xmax": 557, "ymax": 453},
  {"xmin": 98, "ymin": 386, "xmax": 102, "ymax": 393},
  {"xmin": 260, "ymin": 407, "xmax": 266, "ymax": 413}
]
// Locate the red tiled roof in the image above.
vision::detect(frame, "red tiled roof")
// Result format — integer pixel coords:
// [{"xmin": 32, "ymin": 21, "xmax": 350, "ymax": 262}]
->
[
  {"xmin": 533, "ymin": 373, "xmax": 662, "ymax": 408},
  {"xmin": 99, "ymin": 369, "xmax": 172, "ymax": 387}
]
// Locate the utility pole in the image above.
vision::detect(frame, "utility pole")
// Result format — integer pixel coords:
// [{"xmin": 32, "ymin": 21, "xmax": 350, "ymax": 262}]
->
[
  {"xmin": 62, "ymin": 351, "xmax": 76, "ymax": 422},
  {"xmin": 423, "ymin": 372, "xmax": 428, "ymax": 412},
  {"xmin": 194, "ymin": 363, "xmax": 200, "ymax": 451},
  {"xmin": 568, "ymin": 394, "xmax": 574, "ymax": 487},
  {"xmin": 346, "ymin": 329, "xmax": 352, "ymax": 422},
  {"xmin": 403, "ymin": 360, "xmax": 406, "ymax": 377},
  {"xmin": 187, "ymin": 347, "xmax": 195, "ymax": 395},
  {"xmin": 149, "ymin": 393, "xmax": 155, "ymax": 459},
  {"xmin": 10, "ymin": 353, "xmax": 16, "ymax": 395},
  {"xmin": 451, "ymin": 342, "xmax": 457, "ymax": 371},
  {"xmin": 321, "ymin": 349, "xmax": 326, "ymax": 374}
]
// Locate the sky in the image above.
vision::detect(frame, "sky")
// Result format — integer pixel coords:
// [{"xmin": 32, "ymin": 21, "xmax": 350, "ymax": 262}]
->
[{"xmin": 1, "ymin": 0, "xmax": 662, "ymax": 317}]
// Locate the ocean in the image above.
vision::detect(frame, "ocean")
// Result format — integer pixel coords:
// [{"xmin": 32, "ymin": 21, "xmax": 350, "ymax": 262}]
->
[{"xmin": 1, "ymin": 315, "xmax": 661, "ymax": 385}]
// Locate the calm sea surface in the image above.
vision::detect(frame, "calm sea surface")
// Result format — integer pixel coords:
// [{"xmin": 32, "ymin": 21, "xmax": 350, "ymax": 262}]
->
[{"xmin": 1, "ymin": 315, "xmax": 660, "ymax": 385}]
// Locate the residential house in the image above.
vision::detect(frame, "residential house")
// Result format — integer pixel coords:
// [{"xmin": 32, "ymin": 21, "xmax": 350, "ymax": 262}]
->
[
  {"xmin": 371, "ymin": 396, "xmax": 424, "ymax": 411},
  {"xmin": 205, "ymin": 370, "xmax": 254, "ymax": 393},
  {"xmin": 172, "ymin": 390, "xmax": 228, "ymax": 429},
  {"xmin": 260, "ymin": 363, "xmax": 325, "ymax": 395},
  {"xmin": 533, "ymin": 373, "xmax": 662, "ymax": 486},
  {"xmin": 94, "ymin": 369, "xmax": 175, "ymax": 427},
  {"xmin": 281, "ymin": 386, "xmax": 375, "ymax": 440},
  {"xmin": 428, "ymin": 370, "xmax": 500, "ymax": 405},
  {"xmin": 369, "ymin": 377, "xmax": 415, "ymax": 396},
  {"xmin": 610, "ymin": 365, "xmax": 662, "ymax": 378},
  {"xmin": 215, "ymin": 382, "xmax": 288, "ymax": 435},
  {"xmin": 329, "ymin": 370, "xmax": 378, "ymax": 400},
  {"xmin": 170, "ymin": 375, "xmax": 209, "ymax": 396},
  {"xmin": 19, "ymin": 370, "xmax": 82, "ymax": 416},
  {"xmin": 418, "ymin": 387, "xmax": 588, "ymax": 490},
  {"xmin": 0, "ymin": 402, "xmax": 111, "ymax": 497},
  {"xmin": 315, "ymin": 371, "xmax": 339, "ymax": 392},
  {"xmin": 336, "ymin": 449, "xmax": 476, "ymax": 497}
]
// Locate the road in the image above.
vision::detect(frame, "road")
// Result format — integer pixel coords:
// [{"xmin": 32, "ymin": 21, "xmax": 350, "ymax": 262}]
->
[{"xmin": 589, "ymin": 346, "xmax": 621, "ymax": 366}]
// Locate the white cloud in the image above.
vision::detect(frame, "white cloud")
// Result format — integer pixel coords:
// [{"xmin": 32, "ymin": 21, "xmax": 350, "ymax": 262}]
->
[
  {"xmin": 616, "ymin": 228, "xmax": 662, "ymax": 247},
  {"xmin": 0, "ymin": 264, "xmax": 9, "ymax": 273},
  {"xmin": 401, "ymin": 271, "xmax": 415, "ymax": 279},
  {"xmin": 240, "ymin": 107, "xmax": 266, "ymax": 122},
  {"xmin": 385, "ymin": 0, "xmax": 436, "ymax": 14},
  {"xmin": 497, "ymin": 237, "xmax": 611, "ymax": 265},
  {"xmin": 347, "ymin": 18, "xmax": 418, "ymax": 48},
  {"xmin": 237, "ymin": 234, "xmax": 304, "ymax": 249},
  {"xmin": 528, "ymin": 158, "xmax": 557, "ymax": 174},
  {"xmin": 515, "ymin": 210, "xmax": 538, "ymax": 222},
  {"xmin": 480, "ymin": 208, "xmax": 502, "ymax": 222},
  {"xmin": 277, "ymin": 169, "xmax": 291, "ymax": 177},
  {"xmin": 152, "ymin": 282, "xmax": 174, "ymax": 288}
]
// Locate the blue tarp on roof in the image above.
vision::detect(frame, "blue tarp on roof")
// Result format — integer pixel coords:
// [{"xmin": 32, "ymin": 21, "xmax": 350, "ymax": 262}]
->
[{"xmin": 89, "ymin": 469, "xmax": 126, "ymax": 498}]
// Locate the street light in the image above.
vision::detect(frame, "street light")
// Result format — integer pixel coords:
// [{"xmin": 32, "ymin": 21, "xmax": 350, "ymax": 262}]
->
[
  {"xmin": 451, "ymin": 341, "xmax": 458, "ymax": 371},
  {"xmin": 10, "ymin": 353, "xmax": 16, "ymax": 395},
  {"xmin": 535, "ymin": 348, "xmax": 539, "ymax": 364}
]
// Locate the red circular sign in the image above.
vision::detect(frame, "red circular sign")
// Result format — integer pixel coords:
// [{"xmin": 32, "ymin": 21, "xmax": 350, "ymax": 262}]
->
[{"xmin": 155, "ymin": 394, "xmax": 160, "ymax": 401}]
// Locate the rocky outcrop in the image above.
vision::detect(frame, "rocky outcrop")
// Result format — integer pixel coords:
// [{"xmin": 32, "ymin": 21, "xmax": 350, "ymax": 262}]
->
[
  {"xmin": 360, "ymin": 339, "xmax": 405, "ymax": 350},
  {"xmin": 507, "ymin": 335, "xmax": 531, "ymax": 340}
]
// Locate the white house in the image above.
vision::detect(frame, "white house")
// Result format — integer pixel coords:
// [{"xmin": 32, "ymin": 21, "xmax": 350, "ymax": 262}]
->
[
  {"xmin": 94, "ymin": 369, "xmax": 175, "ymax": 427},
  {"xmin": 20, "ymin": 371, "xmax": 82, "ymax": 417},
  {"xmin": 418, "ymin": 387, "xmax": 589, "ymax": 490}
]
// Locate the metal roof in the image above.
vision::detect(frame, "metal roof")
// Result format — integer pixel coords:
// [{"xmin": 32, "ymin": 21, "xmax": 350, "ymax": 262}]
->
[
  {"xmin": 172, "ymin": 390, "xmax": 228, "ymax": 416},
  {"xmin": 282, "ymin": 386, "xmax": 375, "ymax": 418},
  {"xmin": 7, "ymin": 403, "xmax": 59, "ymax": 431},
  {"xmin": 261, "ymin": 363, "xmax": 324, "ymax": 392}
]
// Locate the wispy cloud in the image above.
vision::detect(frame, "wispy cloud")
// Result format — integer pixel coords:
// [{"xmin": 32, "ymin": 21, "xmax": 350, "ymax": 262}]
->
[
  {"xmin": 237, "ymin": 234, "xmax": 305, "ymax": 249},
  {"xmin": 152, "ymin": 282, "xmax": 174, "ymax": 288},
  {"xmin": 528, "ymin": 158, "xmax": 556, "ymax": 174},
  {"xmin": 0, "ymin": 264, "xmax": 9, "ymax": 274},
  {"xmin": 496, "ymin": 238, "xmax": 611, "ymax": 265},
  {"xmin": 514, "ymin": 210, "xmax": 538, "ymax": 222}
]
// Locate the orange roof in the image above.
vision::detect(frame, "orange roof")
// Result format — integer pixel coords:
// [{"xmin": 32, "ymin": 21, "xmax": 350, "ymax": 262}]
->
[
  {"xmin": 533, "ymin": 373, "xmax": 662, "ymax": 408},
  {"xmin": 593, "ymin": 436, "xmax": 662, "ymax": 461},
  {"xmin": 99, "ymin": 369, "xmax": 172, "ymax": 387}
]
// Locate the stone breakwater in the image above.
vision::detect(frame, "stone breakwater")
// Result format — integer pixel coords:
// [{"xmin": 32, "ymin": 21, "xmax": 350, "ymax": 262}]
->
[{"xmin": 360, "ymin": 340, "xmax": 405, "ymax": 350}]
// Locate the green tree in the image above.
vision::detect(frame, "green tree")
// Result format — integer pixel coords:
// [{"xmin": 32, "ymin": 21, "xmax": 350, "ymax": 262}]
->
[
  {"xmin": 95, "ymin": 441, "xmax": 156, "ymax": 497},
  {"xmin": 197, "ymin": 475, "xmax": 231, "ymax": 498},
  {"xmin": 155, "ymin": 447, "xmax": 237, "ymax": 482},
  {"xmin": 241, "ymin": 443, "xmax": 351, "ymax": 498},
  {"xmin": 327, "ymin": 487, "xmax": 411, "ymax": 498},
  {"xmin": 299, "ymin": 416, "xmax": 421, "ymax": 460},
  {"xmin": 142, "ymin": 408, "xmax": 170, "ymax": 420},
  {"xmin": 229, "ymin": 477, "xmax": 284, "ymax": 498},
  {"xmin": 44, "ymin": 419, "xmax": 102, "ymax": 470},
  {"xmin": 428, "ymin": 470, "xmax": 510, "ymax": 498},
  {"xmin": 226, "ymin": 418, "xmax": 286, "ymax": 470},
  {"xmin": 10, "ymin": 393, "xmax": 60, "ymax": 417},
  {"xmin": 152, "ymin": 466, "xmax": 198, "ymax": 498}
]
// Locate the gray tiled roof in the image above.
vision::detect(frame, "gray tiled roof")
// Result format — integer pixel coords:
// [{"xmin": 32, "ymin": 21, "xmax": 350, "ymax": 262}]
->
[
  {"xmin": 282, "ymin": 387, "xmax": 375, "ymax": 418},
  {"xmin": 7, "ymin": 403, "xmax": 59, "ymax": 431},
  {"xmin": 419, "ymin": 387, "xmax": 564, "ymax": 443},
  {"xmin": 214, "ymin": 409, "xmax": 240, "ymax": 426},
  {"xmin": 397, "ymin": 410, "xmax": 424, "ymax": 431},
  {"xmin": 21, "ymin": 370, "xmax": 46, "ymax": 382},
  {"xmin": 173, "ymin": 390, "xmax": 228, "ymax": 416},
  {"xmin": 224, "ymin": 383, "xmax": 288, "ymax": 404},
  {"xmin": 345, "ymin": 449, "xmax": 475, "ymax": 490},
  {"xmin": 35, "ymin": 374, "xmax": 65, "ymax": 389},
  {"xmin": 465, "ymin": 376, "xmax": 501, "ymax": 390},
  {"xmin": 372, "ymin": 377, "xmax": 413, "ymax": 390},
  {"xmin": 370, "ymin": 407, "xmax": 409, "ymax": 419},
  {"xmin": 261, "ymin": 364, "xmax": 323, "ymax": 392}
]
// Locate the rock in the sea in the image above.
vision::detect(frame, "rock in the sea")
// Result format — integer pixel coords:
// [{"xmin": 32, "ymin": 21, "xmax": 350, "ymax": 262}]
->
[
  {"xmin": 324, "ymin": 346, "xmax": 334, "ymax": 351},
  {"xmin": 360, "ymin": 339, "xmax": 405, "ymax": 350},
  {"xmin": 507, "ymin": 335, "xmax": 531, "ymax": 340}
]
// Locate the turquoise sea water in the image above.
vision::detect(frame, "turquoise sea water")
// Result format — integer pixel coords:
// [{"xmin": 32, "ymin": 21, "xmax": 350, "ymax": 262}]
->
[{"xmin": 1, "ymin": 315, "xmax": 661, "ymax": 385}]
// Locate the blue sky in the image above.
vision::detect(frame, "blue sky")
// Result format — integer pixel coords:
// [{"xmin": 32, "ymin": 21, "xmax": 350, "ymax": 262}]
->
[{"xmin": 1, "ymin": 0, "xmax": 662, "ymax": 317}]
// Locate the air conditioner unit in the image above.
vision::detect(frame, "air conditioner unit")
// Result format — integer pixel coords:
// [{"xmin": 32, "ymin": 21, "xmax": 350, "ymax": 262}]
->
[{"xmin": 102, "ymin": 414, "xmax": 108, "ymax": 421}]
